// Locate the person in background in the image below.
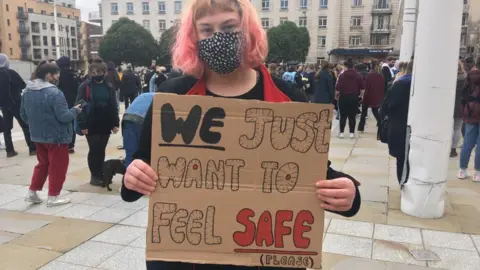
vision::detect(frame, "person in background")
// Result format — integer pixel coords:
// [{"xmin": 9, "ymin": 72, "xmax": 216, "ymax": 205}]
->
[
  {"xmin": 21, "ymin": 61, "xmax": 81, "ymax": 206},
  {"xmin": 0, "ymin": 53, "xmax": 36, "ymax": 158},
  {"xmin": 76, "ymin": 62, "xmax": 120, "ymax": 187},
  {"xmin": 120, "ymin": 66, "xmax": 140, "ymax": 109},
  {"xmin": 305, "ymin": 63, "xmax": 316, "ymax": 95},
  {"xmin": 117, "ymin": 66, "xmax": 123, "ymax": 81},
  {"xmin": 394, "ymin": 62, "xmax": 407, "ymax": 82},
  {"xmin": 106, "ymin": 62, "xmax": 121, "ymax": 110},
  {"xmin": 458, "ymin": 57, "xmax": 480, "ymax": 182},
  {"xmin": 382, "ymin": 57, "xmax": 395, "ymax": 92},
  {"xmin": 358, "ymin": 60, "xmax": 384, "ymax": 133},
  {"xmin": 57, "ymin": 56, "xmax": 81, "ymax": 154},
  {"xmin": 335, "ymin": 59, "xmax": 365, "ymax": 139},
  {"xmin": 381, "ymin": 61, "xmax": 413, "ymax": 184},
  {"xmin": 121, "ymin": 1, "xmax": 360, "ymax": 269},
  {"xmin": 451, "ymin": 60, "xmax": 467, "ymax": 157},
  {"xmin": 313, "ymin": 61, "xmax": 334, "ymax": 104},
  {"xmin": 465, "ymin": 56, "xmax": 475, "ymax": 73},
  {"xmin": 267, "ymin": 62, "xmax": 280, "ymax": 78},
  {"xmin": 154, "ymin": 66, "xmax": 168, "ymax": 91}
]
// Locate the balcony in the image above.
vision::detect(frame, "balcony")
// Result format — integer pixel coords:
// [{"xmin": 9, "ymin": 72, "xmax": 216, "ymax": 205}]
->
[
  {"xmin": 19, "ymin": 40, "xmax": 31, "ymax": 48},
  {"xmin": 21, "ymin": 53, "xmax": 32, "ymax": 61},
  {"xmin": 464, "ymin": 4, "xmax": 469, "ymax": 13},
  {"xmin": 17, "ymin": 26, "xmax": 30, "ymax": 34},
  {"xmin": 372, "ymin": 4, "xmax": 392, "ymax": 14},
  {"xmin": 371, "ymin": 27, "xmax": 391, "ymax": 33},
  {"xmin": 16, "ymin": 11, "xmax": 29, "ymax": 20},
  {"xmin": 88, "ymin": 11, "xmax": 102, "ymax": 23}
]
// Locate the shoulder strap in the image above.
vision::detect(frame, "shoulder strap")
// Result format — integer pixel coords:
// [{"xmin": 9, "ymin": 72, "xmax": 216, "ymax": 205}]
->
[{"xmin": 85, "ymin": 84, "xmax": 90, "ymax": 100}]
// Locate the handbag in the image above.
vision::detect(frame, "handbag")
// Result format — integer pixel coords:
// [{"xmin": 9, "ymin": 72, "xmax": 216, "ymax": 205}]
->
[
  {"xmin": 75, "ymin": 85, "xmax": 91, "ymax": 136},
  {"xmin": 378, "ymin": 116, "xmax": 389, "ymax": 143}
]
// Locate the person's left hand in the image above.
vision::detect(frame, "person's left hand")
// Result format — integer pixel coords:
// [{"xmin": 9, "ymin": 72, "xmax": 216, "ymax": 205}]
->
[
  {"xmin": 316, "ymin": 178, "xmax": 356, "ymax": 212},
  {"xmin": 112, "ymin": 127, "xmax": 119, "ymax": 134}
]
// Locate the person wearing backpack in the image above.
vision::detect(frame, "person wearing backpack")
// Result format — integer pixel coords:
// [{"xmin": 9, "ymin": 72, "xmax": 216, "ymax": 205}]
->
[
  {"xmin": 76, "ymin": 61, "xmax": 120, "ymax": 187},
  {"xmin": 0, "ymin": 53, "xmax": 36, "ymax": 158},
  {"xmin": 458, "ymin": 57, "xmax": 480, "ymax": 182}
]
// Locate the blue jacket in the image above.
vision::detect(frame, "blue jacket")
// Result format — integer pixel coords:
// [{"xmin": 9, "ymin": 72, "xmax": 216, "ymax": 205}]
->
[
  {"xmin": 20, "ymin": 79, "xmax": 77, "ymax": 144},
  {"xmin": 123, "ymin": 92, "xmax": 154, "ymax": 124}
]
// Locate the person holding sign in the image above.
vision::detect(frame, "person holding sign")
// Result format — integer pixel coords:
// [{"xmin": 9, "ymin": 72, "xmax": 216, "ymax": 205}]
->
[{"xmin": 122, "ymin": 0, "xmax": 361, "ymax": 269}]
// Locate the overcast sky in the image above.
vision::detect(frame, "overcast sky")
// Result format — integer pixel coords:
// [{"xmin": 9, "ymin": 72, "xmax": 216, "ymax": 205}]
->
[{"xmin": 76, "ymin": 0, "xmax": 99, "ymax": 21}]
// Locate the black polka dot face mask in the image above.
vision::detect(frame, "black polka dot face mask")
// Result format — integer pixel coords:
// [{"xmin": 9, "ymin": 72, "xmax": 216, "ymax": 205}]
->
[{"xmin": 197, "ymin": 31, "xmax": 245, "ymax": 74}]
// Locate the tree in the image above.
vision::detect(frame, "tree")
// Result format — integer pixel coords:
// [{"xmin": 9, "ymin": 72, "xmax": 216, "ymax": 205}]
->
[
  {"xmin": 267, "ymin": 21, "xmax": 310, "ymax": 63},
  {"xmin": 99, "ymin": 17, "xmax": 157, "ymax": 66},
  {"xmin": 156, "ymin": 26, "xmax": 178, "ymax": 66}
]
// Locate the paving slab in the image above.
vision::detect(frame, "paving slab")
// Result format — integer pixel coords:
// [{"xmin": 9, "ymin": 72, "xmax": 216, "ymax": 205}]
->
[
  {"xmin": 426, "ymin": 246, "xmax": 480, "ymax": 269},
  {"xmin": 119, "ymin": 210, "xmax": 148, "ymax": 228},
  {"xmin": 54, "ymin": 204, "xmax": 106, "ymax": 219},
  {"xmin": 374, "ymin": 224, "xmax": 422, "ymax": 245},
  {"xmin": 40, "ymin": 261, "xmax": 97, "ymax": 270},
  {"xmin": 0, "ymin": 216, "xmax": 51, "ymax": 234},
  {"xmin": 97, "ymin": 246, "xmax": 146, "ymax": 270},
  {"xmin": 372, "ymin": 240, "xmax": 426, "ymax": 266},
  {"xmin": 0, "ymin": 243, "xmax": 61, "ymax": 270},
  {"xmin": 57, "ymin": 240, "xmax": 124, "ymax": 267},
  {"xmin": 85, "ymin": 207, "xmax": 138, "ymax": 223},
  {"xmin": 92, "ymin": 225, "xmax": 145, "ymax": 246},
  {"xmin": 0, "ymin": 230, "xmax": 21, "ymax": 244},
  {"xmin": 422, "ymin": 230, "xmax": 477, "ymax": 251},
  {"xmin": 387, "ymin": 210, "xmax": 463, "ymax": 233},
  {"xmin": 322, "ymin": 233, "xmax": 373, "ymax": 258},
  {"xmin": 327, "ymin": 219, "xmax": 374, "ymax": 238}
]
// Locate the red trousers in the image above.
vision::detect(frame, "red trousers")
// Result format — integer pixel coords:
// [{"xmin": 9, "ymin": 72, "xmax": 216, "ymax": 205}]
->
[{"xmin": 29, "ymin": 143, "xmax": 69, "ymax": 196}]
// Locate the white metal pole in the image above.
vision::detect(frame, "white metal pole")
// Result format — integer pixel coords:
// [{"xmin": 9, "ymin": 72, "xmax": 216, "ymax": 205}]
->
[
  {"xmin": 401, "ymin": 0, "xmax": 463, "ymax": 218},
  {"xmin": 54, "ymin": 0, "xmax": 61, "ymax": 57},
  {"xmin": 399, "ymin": 0, "xmax": 417, "ymax": 62}
]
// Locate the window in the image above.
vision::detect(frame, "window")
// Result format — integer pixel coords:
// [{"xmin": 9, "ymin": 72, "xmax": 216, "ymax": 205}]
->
[
  {"xmin": 352, "ymin": 0, "xmax": 362, "ymax": 6},
  {"xmin": 158, "ymin": 1, "xmax": 166, "ymax": 13},
  {"xmin": 143, "ymin": 20, "xmax": 150, "ymax": 29},
  {"xmin": 10, "ymin": 48, "xmax": 13, "ymax": 55},
  {"xmin": 371, "ymin": 34, "xmax": 389, "ymax": 45},
  {"xmin": 7, "ymin": 19, "xmax": 10, "ymax": 26},
  {"xmin": 59, "ymin": 25, "xmax": 64, "ymax": 32},
  {"xmin": 31, "ymin": 22, "xmax": 40, "ymax": 33},
  {"xmin": 32, "ymin": 35, "xmax": 41, "ymax": 46},
  {"xmin": 42, "ymin": 23, "xmax": 47, "ymax": 29},
  {"xmin": 111, "ymin": 3, "xmax": 118, "ymax": 14},
  {"xmin": 318, "ymin": 16, "xmax": 327, "ymax": 28},
  {"xmin": 41, "ymin": 10, "xmax": 46, "ymax": 15},
  {"xmin": 28, "ymin": 8, "xmax": 33, "ymax": 13},
  {"xmin": 317, "ymin": 36, "xmax": 326, "ymax": 48},
  {"xmin": 66, "ymin": 38, "xmax": 70, "ymax": 47},
  {"xmin": 60, "ymin": 37, "xmax": 64, "ymax": 47},
  {"xmin": 33, "ymin": 49, "xmax": 42, "ymax": 59},
  {"xmin": 159, "ymin": 20, "xmax": 166, "ymax": 30},
  {"xmin": 374, "ymin": 0, "xmax": 389, "ymax": 9},
  {"xmin": 72, "ymin": 50, "xmax": 77, "ymax": 60},
  {"xmin": 351, "ymin": 16, "xmax": 362, "ymax": 27},
  {"xmin": 6, "ymin": 4, "xmax": 8, "ymax": 11},
  {"xmin": 300, "ymin": 0, "xmax": 308, "ymax": 8},
  {"xmin": 320, "ymin": 0, "xmax": 328, "ymax": 8},
  {"xmin": 461, "ymin": 33, "xmax": 467, "ymax": 46},
  {"xmin": 50, "ymin": 24, "xmax": 55, "ymax": 30},
  {"xmin": 280, "ymin": 0, "xmax": 288, "ymax": 9},
  {"xmin": 174, "ymin": 1, "xmax": 182, "ymax": 13},
  {"xmin": 72, "ymin": 39, "xmax": 77, "ymax": 48},
  {"xmin": 44, "ymin": 49, "xmax": 48, "ymax": 56},
  {"xmin": 71, "ymin": 27, "xmax": 75, "ymax": 35},
  {"xmin": 262, "ymin": 0, "xmax": 270, "ymax": 10},
  {"xmin": 51, "ymin": 37, "xmax": 56, "ymax": 46},
  {"xmin": 142, "ymin": 2, "xmax": 150, "ymax": 14},
  {"xmin": 349, "ymin": 36, "xmax": 361, "ymax": 46},
  {"xmin": 280, "ymin": 17, "xmax": 288, "ymax": 24},
  {"xmin": 43, "ymin": 36, "xmax": 48, "ymax": 46},
  {"xmin": 299, "ymin": 17, "xmax": 307, "ymax": 27},
  {"xmin": 462, "ymin": 13, "xmax": 468, "ymax": 26},
  {"xmin": 57, "ymin": 13, "xmax": 62, "ymax": 17},
  {"xmin": 67, "ymin": 15, "xmax": 71, "ymax": 19},
  {"xmin": 8, "ymin": 34, "xmax": 11, "ymax": 41},
  {"xmin": 126, "ymin": 2, "xmax": 134, "ymax": 14},
  {"xmin": 66, "ymin": 26, "xmax": 69, "ymax": 33},
  {"xmin": 372, "ymin": 15, "xmax": 390, "ymax": 31},
  {"xmin": 261, "ymin": 18, "xmax": 270, "ymax": 29}
]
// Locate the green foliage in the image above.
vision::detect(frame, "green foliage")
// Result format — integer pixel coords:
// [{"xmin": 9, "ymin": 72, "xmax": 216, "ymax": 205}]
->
[
  {"xmin": 99, "ymin": 17, "xmax": 157, "ymax": 66},
  {"xmin": 267, "ymin": 21, "xmax": 311, "ymax": 63},
  {"xmin": 156, "ymin": 26, "xmax": 178, "ymax": 66}
]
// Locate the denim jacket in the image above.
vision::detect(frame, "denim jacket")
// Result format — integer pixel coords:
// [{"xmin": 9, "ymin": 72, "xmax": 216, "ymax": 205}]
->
[{"xmin": 20, "ymin": 79, "xmax": 77, "ymax": 144}]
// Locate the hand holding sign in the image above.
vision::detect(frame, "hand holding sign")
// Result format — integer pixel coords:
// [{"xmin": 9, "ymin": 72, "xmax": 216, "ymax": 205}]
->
[
  {"xmin": 316, "ymin": 178, "xmax": 356, "ymax": 212},
  {"xmin": 125, "ymin": 159, "xmax": 157, "ymax": 196}
]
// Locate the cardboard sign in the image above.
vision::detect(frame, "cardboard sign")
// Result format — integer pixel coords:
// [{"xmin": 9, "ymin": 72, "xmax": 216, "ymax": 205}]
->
[{"xmin": 147, "ymin": 93, "xmax": 333, "ymax": 269}]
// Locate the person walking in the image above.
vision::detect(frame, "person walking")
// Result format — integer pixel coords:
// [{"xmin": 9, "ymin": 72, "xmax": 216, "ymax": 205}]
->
[
  {"xmin": 57, "ymin": 56, "xmax": 81, "ymax": 153},
  {"xmin": 358, "ymin": 60, "xmax": 384, "ymax": 132},
  {"xmin": 313, "ymin": 61, "xmax": 335, "ymax": 104},
  {"xmin": 21, "ymin": 61, "xmax": 81, "ymax": 206},
  {"xmin": 149, "ymin": 66, "xmax": 167, "ymax": 92},
  {"xmin": 120, "ymin": 66, "xmax": 140, "ymax": 109},
  {"xmin": 458, "ymin": 57, "xmax": 480, "ymax": 182},
  {"xmin": 0, "ymin": 53, "xmax": 36, "ymax": 157},
  {"xmin": 381, "ymin": 61, "xmax": 413, "ymax": 184},
  {"xmin": 451, "ymin": 61, "xmax": 467, "ymax": 157},
  {"xmin": 121, "ymin": 1, "xmax": 361, "ymax": 269},
  {"xmin": 106, "ymin": 62, "xmax": 121, "ymax": 110},
  {"xmin": 76, "ymin": 61, "xmax": 120, "ymax": 186},
  {"xmin": 335, "ymin": 59, "xmax": 365, "ymax": 139}
]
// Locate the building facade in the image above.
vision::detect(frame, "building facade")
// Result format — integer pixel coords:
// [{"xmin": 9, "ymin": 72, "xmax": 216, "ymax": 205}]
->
[
  {"xmin": 0, "ymin": 0, "xmax": 81, "ymax": 64},
  {"xmin": 80, "ymin": 21, "xmax": 103, "ymax": 62}
]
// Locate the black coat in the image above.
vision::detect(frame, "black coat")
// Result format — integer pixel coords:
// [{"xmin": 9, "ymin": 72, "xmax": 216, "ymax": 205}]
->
[
  {"xmin": 58, "ymin": 68, "xmax": 81, "ymax": 108},
  {"xmin": 0, "ymin": 68, "xmax": 26, "ymax": 109},
  {"xmin": 381, "ymin": 77, "xmax": 411, "ymax": 158},
  {"xmin": 313, "ymin": 70, "xmax": 334, "ymax": 104},
  {"xmin": 120, "ymin": 71, "xmax": 140, "ymax": 96},
  {"xmin": 454, "ymin": 72, "xmax": 467, "ymax": 118}
]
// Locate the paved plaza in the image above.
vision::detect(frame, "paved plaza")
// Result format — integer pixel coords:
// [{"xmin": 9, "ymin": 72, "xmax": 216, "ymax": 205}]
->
[{"xmin": 0, "ymin": 113, "xmax": 479, "ymax": 270}]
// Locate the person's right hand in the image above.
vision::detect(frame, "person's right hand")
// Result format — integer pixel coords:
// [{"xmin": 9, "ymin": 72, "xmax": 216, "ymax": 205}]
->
[
  {"xmin": 124, "ymin": 159, "xmax": 157, "ymax": 196},
  {"xmin": 73, "ymin": 104, "xmax": 82, "ymax": 113},
  {"xmin": 81, "ymin": 129, "xmax": 88, "ymax": 135}
]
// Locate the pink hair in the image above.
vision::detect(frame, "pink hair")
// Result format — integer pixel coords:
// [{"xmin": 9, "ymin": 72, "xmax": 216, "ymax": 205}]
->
[{"xmin": 172, "ymin": 0, "xmax": 268, "ymax": 78}]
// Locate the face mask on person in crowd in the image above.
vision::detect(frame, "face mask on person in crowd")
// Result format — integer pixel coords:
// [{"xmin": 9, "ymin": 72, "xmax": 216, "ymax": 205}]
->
[
  {"xmin": 92, "ymin": 74, "xmax": 104, "ymax": 83},
  {"xmin": 197, "ymin": 31, "xmax": 244, "ymax": 74}
]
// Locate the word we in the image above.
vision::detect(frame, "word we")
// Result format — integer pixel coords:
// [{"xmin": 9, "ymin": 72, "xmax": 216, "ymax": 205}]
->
[{"xmin": 239, "ymin": 108, "xmax": 331, "ymax": 153}]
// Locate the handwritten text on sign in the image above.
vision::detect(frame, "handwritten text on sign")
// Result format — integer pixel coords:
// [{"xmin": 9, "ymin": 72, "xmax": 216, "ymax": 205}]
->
[{"xmin": 148, "ymin": 94, "xmax": 332, "ymax": 269}]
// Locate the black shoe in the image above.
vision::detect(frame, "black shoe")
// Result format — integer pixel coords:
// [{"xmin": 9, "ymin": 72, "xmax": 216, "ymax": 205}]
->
[
  {"xmin": 6, "ymin": 151, "xmax": 18, "ymax": 158},
  {"xmin": 68, "ymin": 148, "xmax": 75, "ymax": 154},
  {"xmin": 90, "ymin": 176, "xmax": 103, "ymax": 187},
  {"xmin": 450, "ymin": 148, "xmax": 458, "ymax": 158}
]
